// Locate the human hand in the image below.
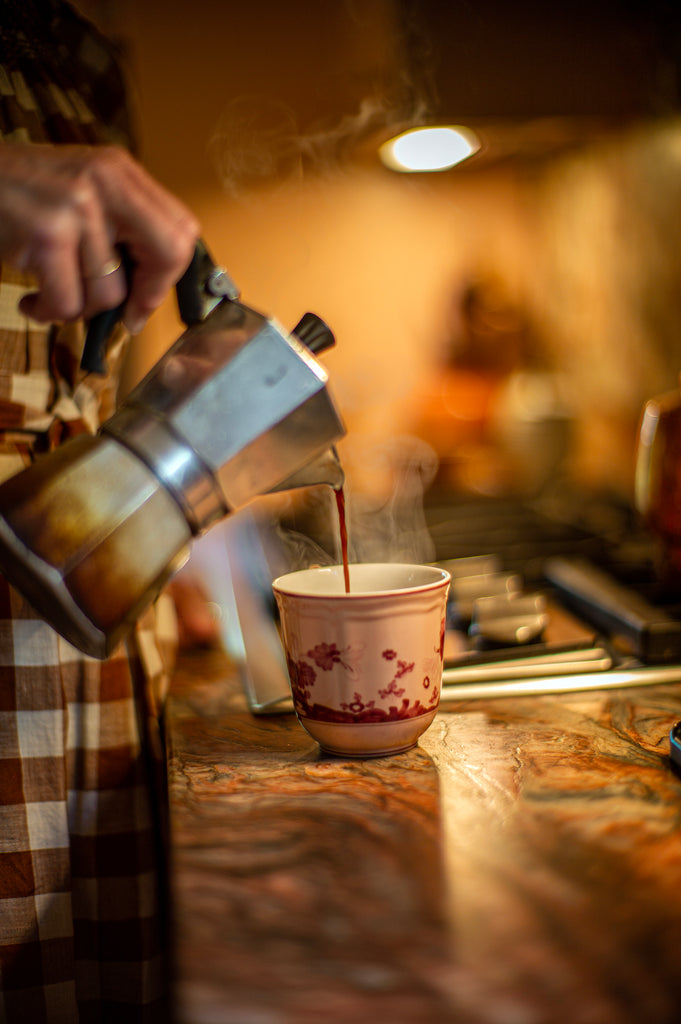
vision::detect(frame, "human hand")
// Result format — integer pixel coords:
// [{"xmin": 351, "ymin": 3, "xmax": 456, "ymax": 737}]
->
[
  {"xmin": 166, "ymin": 575, "xmax": 221, "ymax": 650},
  {"xmin": 0, "ymin": 143, "xmax": 200, "ymax": 332}
]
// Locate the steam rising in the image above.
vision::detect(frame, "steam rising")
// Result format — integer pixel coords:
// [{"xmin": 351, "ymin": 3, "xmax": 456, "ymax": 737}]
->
[
  {"xmin": 342, "ymin": 436, "xmax": 438, "ymax": 565},
  {"xmin": 269, "ymin": 435, "xmax": 439, "ymax": 571},
  {"xmin": 209, "ymin": 93, "xmax": 427, "ymax": 196},
  {"xmin": 181, "ymin": 435, "xmax": 439, "ymax": 686},
  {"xmin": 206, "ymin": 0, "xmax": 438, "ymax": 197}
]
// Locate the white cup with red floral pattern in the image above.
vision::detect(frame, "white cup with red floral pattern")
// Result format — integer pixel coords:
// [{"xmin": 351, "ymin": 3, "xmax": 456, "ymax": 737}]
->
[{"xmin": 272, "ymin": 563, "xmax": 451, "ymax": 757}]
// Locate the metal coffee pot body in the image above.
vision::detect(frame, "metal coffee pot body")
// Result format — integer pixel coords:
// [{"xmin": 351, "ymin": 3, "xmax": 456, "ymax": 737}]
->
[{"xmin": 0, "ymin": 250, "xmax": 345, "ymax": 659}]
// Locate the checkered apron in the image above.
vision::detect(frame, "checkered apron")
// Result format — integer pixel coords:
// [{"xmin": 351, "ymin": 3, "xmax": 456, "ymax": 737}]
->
[{"xmin": 0, "ymin": 4, "xmax": 178, "ymax": 1020}]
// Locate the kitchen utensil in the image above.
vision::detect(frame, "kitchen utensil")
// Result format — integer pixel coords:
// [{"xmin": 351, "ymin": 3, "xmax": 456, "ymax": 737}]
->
[
  {"xmin": 469, "ymin": 590, "xmax": 549, "ymax": 646},
  {"xmin": 544, "ymin": 556, "xmax": 681, "ymax": 663},
  {"xmin": 0, "ymin": 242, "xmax": 346, "ymax": 658}
]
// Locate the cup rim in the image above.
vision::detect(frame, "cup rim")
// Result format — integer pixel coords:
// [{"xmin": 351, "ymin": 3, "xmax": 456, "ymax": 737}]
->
[{"xmin": 272, "ymin": 561, "xmax": 451, "ymax": 599}]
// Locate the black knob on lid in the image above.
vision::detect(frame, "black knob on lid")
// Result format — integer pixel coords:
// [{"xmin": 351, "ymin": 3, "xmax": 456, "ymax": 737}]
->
[{"xmin": 292, "ymin": 312, "xmax": 335, "ymax": 354}]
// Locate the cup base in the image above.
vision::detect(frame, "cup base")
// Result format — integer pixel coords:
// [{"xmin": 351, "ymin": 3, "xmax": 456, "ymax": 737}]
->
[{"xmin": 297, "ymin": 710, "xmax": 437, "ymax": 758}]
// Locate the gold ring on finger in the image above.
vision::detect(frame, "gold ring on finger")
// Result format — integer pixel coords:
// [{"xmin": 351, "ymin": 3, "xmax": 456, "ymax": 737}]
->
[{"xmin": 90, "ymin": 257, "xmax": 122, "ymax": 279}]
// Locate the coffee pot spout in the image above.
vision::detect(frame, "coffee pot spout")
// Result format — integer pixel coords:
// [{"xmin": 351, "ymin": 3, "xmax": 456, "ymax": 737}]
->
[{"xmin": 272, "ymin": 445, "xmax": 345, "ymax": 494}]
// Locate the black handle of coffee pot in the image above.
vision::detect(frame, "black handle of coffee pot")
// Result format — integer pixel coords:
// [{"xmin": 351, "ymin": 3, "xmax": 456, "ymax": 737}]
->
[
  {"xmin": 175, "ymin": 238, "xmax": 239, "ymax": 326},
  {"xmin": 80, "ymin": 240, "xmax": 237, "ymax": 375}
]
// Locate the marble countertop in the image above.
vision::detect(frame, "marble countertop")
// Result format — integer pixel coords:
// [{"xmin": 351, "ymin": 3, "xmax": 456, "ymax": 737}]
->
[{"xmin": 166, "ymin": 648, "xmax": 681, "ymax": 1024}]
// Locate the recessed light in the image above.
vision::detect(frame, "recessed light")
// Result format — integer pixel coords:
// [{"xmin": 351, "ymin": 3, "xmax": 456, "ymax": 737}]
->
[{"xmin": 379, "ymin": 125, "xmax": 480, "ymax": 172}]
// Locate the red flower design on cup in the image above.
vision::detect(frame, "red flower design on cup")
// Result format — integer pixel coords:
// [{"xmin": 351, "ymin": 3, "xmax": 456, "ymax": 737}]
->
[
  {"xmin": 307, "ymin": 642, "xmax": 343, "ymax": 670},
  {"xmin": 378, "ymin": 678, "xmax": 405, "ymax": 700}
]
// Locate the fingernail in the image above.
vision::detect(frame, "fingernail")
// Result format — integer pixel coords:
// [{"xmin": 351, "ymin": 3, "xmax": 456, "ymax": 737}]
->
[{"xmin": 124, "ymin": 315, "xmax": 149, "ymax": 335}]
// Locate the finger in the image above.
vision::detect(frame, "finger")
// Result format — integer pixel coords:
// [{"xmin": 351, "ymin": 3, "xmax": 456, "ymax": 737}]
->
[
  {"xmin": 81, "ymin": 253, "xmax": 127, "ymax": 321},
  {"xmin": 18, "ymin": 235, "xmax": 84, "ymax": 323},
  {"xmin": 19, "ymin": 223, "xmax": 127, "ymax": 326},
  {"xmin": 120, "ymin": 206, "xmax": 199, "ymax": 333},
  {"xmin": 4, "ymin": 183, "xmax": 85, "ymax": 323},
  {"xmin": 77, "ymin": 180, "xmax": 128, "ymax": 320},
  {"xmin": 87, "ymin": 150, "xmax": 199, "ymax": 331},
  {"xmin": 93, "ymin": 148, "xmax": 198, "ymax": 248},
  {"xmin": 121, "ymin": 244, "xmax": 191, "ymax": 334},
  {"xmin": 10, "ymin": 158, "xmax": 122, "ymax": 324}
]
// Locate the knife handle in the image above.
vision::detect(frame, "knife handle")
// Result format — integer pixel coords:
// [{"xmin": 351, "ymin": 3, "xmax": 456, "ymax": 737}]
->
[{"xmin": 544, "ymin": 556, "xmax": 681, "ymax": 664}]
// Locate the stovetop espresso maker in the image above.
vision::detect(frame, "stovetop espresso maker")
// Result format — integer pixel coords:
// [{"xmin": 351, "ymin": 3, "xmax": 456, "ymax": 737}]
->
[{"xmin": 0, "ymin": 242, "xmax": 345, "ymax": 658}]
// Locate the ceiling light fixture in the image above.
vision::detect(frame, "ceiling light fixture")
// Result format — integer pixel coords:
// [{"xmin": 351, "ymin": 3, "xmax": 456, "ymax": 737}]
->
[{"xmin": 379, "ymin": 125, "xmax": 481, "ymax": 172}]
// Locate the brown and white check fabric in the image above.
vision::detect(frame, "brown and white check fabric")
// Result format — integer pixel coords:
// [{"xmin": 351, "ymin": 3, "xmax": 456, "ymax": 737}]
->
[
  {"xmin": 0, "ymin": 4, "xmax": 177, "ymax": 1021},
  {"xmin": 0, "ymin": 586, "xmax": 177, "ymax": 1023}
]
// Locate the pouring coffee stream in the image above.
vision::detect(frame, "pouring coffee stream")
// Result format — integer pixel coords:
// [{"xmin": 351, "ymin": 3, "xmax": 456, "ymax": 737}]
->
[
  {"xmin": 0, "ymin": 241, "xmax": 346, "ymax": 658},
  {"xmin": 335, "ymin": 486, "xmax": 351, "ymax": 593}
]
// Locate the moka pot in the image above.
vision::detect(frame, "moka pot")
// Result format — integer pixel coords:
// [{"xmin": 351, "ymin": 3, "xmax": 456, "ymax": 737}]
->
[{"xmin": 0, "ymin": 243, "xmax": 345, "ymax": 658}]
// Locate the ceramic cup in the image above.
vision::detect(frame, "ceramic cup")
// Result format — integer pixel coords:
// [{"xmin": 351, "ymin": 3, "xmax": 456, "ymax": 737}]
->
[{"xmin": 272, "ymin": 563, "xmax": 451, "ymax": 757}]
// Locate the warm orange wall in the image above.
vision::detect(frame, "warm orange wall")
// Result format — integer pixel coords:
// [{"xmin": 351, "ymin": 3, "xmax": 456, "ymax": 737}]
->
[
  {"xmin": 114, "ymin": 0, "xmax": 539, "ymax": 497},
  {"xmin": 107, "ymin": 0, "xmax": 681, "ymax": 503}
]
